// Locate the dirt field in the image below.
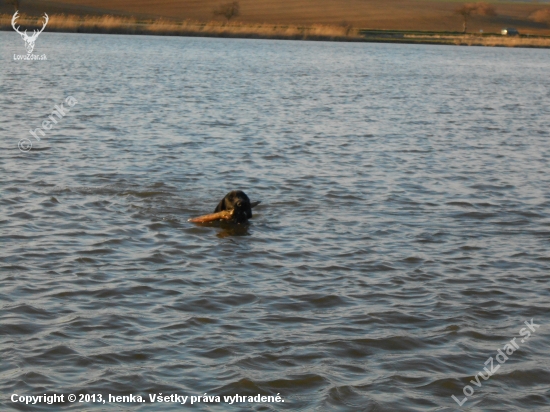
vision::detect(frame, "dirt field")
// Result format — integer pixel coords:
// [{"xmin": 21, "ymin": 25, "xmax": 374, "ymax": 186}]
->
[{"xmin": 1, "ymin": 0, "xmax": 549, "ymax": 35}]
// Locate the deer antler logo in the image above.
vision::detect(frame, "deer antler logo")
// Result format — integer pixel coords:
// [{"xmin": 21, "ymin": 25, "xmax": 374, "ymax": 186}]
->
[{"xmin": 12, "ymin": 11, "xmax": 49, "ymax": 54}]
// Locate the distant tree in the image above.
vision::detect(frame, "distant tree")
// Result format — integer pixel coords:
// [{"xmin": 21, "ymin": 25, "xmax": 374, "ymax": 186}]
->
[
  {"xmin": 455, "ymin": 2, "xmax": 496, "ymax": 33},
  {"xmin": 530, "ymin": 8, "xmax": 550, "ymax": 25},
  {"xmin": 213, "ymin": 1, "xmax": 240, "ymax": 21},
  {"xmin": 340, "ymin": 21, "xmax": 354, "ymax": 36},
  {"xmin": 6, "ymin": 0, "xmax": 20, "ymax": 12}
]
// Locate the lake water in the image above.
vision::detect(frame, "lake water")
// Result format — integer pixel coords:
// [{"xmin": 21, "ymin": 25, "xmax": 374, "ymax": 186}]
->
[{"xmin": 1, "ymin": 33, "xmax": 549, "ymax": 411}]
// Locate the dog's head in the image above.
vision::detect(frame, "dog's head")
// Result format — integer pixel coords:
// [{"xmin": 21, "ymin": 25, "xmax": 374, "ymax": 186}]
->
[{"xmin": 214, "ymin": 190, "xmax": 252, "ymax": 224}]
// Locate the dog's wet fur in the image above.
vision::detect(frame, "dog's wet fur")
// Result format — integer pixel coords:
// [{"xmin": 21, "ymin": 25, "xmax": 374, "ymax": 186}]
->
[{"xmin": 214, "ymin": 190, "xmax": 253, "ymax": 224}]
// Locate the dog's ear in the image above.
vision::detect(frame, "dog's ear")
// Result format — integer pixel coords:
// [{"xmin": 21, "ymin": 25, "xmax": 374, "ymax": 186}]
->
[{"xmin": 214, "ymin": 197, "xmax": 227, "ymax": 213}]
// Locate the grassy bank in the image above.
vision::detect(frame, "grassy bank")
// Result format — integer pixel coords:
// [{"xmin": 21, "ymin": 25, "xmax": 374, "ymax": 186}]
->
[
  {"xmin": 0, "ymin": 14, "xmax": 362, "ymax": 42},
  {"xmin": 2, "ymin": 13, "xmax": 549, "ymax": 47},
  {"xmin": 361, "ymin": 29, "xmax": 550, "ymax": 47},
  {"xmin": 404, "ymin": 32, "xmax": 550, "ymax": 47}
]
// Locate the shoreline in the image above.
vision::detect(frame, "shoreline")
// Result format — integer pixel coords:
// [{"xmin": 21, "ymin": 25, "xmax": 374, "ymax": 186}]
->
[{"xmin": 2, "ymin": 14, "xmax": 550, "ymax": 48}]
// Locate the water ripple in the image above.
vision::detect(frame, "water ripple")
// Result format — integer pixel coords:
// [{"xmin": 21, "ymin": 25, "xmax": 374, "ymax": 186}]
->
[{"xmin": 1, "ymin": 34, "xmax": 549, "ymax": 411}]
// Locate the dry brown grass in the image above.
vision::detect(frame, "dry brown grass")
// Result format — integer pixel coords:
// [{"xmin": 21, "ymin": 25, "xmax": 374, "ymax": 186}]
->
[
  {"xmin": 0, "ymin": 13, "xmax": 362, "ymax": 40},
  {"xmin": 2, "ymin": 13, "xmax": 549, "ymax": 47},
  {"xmin": 405, "ymin": 33, "xmax": 550, "ymax": 47},
  {"xmin": 1, "ymin": 13, "xmax": 139, "ymax": 33},
  {"xmin": 457, "ymin": 35, "xmax": 550, "ymax": 47}
]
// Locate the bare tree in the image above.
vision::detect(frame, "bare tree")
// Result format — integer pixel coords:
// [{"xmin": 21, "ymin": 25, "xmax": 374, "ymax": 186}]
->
[
  {"xmin": 340, "ymin": 21, "xmax": 354, "ymax": 36},
  {"xmin": 455, "ymin": 2, "xmax": 496, "ymax": 33},
  {"xmin": 213, "ymin": 1, "xmax": 240, "ymax": 21},
  {"xmin": 530, "ymin": 8, "xmax": 550, "ymax": 25}
]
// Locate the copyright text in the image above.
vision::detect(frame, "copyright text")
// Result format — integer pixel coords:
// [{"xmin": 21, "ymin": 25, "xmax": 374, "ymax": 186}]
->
[{"xmin": 11, "ymin": 392, "xmax": 285, "ymax": 405}]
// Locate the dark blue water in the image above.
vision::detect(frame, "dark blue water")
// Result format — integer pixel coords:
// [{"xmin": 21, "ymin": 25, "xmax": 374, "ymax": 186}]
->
[{"xmin": 1, "ymin": 33, "xmax": 550, "ymax": 411}]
